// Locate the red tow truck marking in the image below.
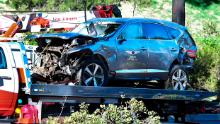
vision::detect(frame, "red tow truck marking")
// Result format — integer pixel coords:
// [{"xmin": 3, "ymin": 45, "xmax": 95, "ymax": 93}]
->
[{"xmin": 0, "ymin": 90, "xmax": 18, "ymax": 116}]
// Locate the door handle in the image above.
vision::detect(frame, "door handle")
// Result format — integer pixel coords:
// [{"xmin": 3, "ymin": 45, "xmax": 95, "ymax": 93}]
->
[
  {"xmin": 170, "ymin": 48, "xmax": 177, "ymax": 51},
  {"xmin": 0, "ymin": 76, "xmax": 12, "ymax": 80},
  {"xmin": 140, "ymin": 48, "xmax": 147, "ymax": 51}
]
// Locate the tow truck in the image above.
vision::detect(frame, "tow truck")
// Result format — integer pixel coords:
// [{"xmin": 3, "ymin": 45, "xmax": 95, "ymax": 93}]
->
[{"xmin": 0, "ymin": 38, "xmax": 219, "ymax": 123}]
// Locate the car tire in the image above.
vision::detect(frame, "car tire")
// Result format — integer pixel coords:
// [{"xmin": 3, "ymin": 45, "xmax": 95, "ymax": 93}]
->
[
  {"xmin": 165, "ymin": 65, "xmax": 191, "ymax": 90},
  {"xmin": 76, "ymin": 59, "xmax": 108, "ymax": 87}
]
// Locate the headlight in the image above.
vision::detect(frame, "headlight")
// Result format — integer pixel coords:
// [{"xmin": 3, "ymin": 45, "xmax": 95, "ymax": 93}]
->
[{"xmin": 71, "ymin": 39, "xmax": 78, "ymax": 46}]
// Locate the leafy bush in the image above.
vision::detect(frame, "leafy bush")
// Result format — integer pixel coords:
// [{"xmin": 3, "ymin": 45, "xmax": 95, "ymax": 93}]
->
[
  {"xmin": 6, "ymin": 0, "xmax": 154, "ymax": 11},
  {"xmin": 24, "ymin": 39, "xmax": 37, "ymax": 46},
  {"xmin": 5, "ymin": 0, "xmax": 112, "ymax": 11},
  {"xmin": 202, "ymin": 20, "xmax": 219, "ymax": 37},
  {"xmin": 46, "ymin": 98, "xmax": 160, "ymax": 124},
  {"xmin": 190, "ymin": 35, "xmax": 220, "ymax": 91},
  {"xmin": 128, "ymin": 0, "xmax": 153, "ymax": 8},
  {"xmin": 186, "ymin": 0, "xmax": 220, "ymax": 7}
]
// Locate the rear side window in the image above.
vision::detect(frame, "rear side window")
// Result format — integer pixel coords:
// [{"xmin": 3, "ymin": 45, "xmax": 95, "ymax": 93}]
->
[
  {"xmin": 164, "ymin": 26, "xmax": 181, "ymax": 39},
  {"xmin": 121, "ymin": 23, "xmax": 143, "ymax": 39},
  {"xmin": 142, "ymin": 23, "xmax": 169, "ymax": 40},
  {"xmin": 0, "ymin": 47, "xmax": 7, "ymax": 69},
  {"xmin": 183, "ymin": 31, "xmax": 196, "ymax": 46}
]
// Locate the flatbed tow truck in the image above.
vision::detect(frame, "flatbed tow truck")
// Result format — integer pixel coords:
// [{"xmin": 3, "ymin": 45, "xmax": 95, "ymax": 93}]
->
[{"xmin": 0, "ymin": 40, "xmax": 219, "ymax": 124}]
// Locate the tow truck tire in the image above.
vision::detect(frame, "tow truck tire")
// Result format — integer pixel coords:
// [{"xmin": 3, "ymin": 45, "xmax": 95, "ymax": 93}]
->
[
  {"xmin": 165, "ymin": 65, "xmax": 191, "ymax": 90},
  {"xmin": 76, "ymin": 59, "xmax": 108, "ymax": 87}
]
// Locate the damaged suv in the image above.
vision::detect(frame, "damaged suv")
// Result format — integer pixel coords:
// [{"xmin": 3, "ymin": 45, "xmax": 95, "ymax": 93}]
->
[{"xmin": 31, "ymin": 18, "xmax": 197, "ymax": 90}]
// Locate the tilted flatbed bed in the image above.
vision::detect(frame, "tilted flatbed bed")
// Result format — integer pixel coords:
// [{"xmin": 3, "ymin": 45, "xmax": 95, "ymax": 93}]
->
[
  {"xmin": 29, "ymin": 84, "xmax": 219, "ymax": 123},
  {"xmin": 30, "ymin": 84, "xmax": 217, "ymax": 103},
  {"xmin": 3, "ymin": 84, "xmax": 214, "ymax": 123}
]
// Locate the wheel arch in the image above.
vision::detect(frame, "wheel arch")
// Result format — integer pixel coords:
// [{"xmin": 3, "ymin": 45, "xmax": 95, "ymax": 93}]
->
[
  {"xmin": 67, "ymin": 49, "xmax": 109, "ymax": 71},
  {"xmin": 68, "ymin": 48, "xmax": 93, "ymax": 56},
  {"xmin": 67, "ymin": 48, "xmax": 93, "ymax": 62},
  {"xmin": 92, "ymin": 54, "xmax": 109, "ymax": 71},
  {"xmin": 169, "ymin": 59, "xmax": 180, "ymax": 74}
]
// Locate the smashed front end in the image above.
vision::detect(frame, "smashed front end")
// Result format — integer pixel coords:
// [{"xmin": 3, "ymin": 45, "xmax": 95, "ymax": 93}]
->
[{"xmin": 30, "ymin": 33, "xmax": 95, "ymax": 84}]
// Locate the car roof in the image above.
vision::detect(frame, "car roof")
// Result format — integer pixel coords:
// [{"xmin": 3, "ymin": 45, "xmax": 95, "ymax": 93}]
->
[{"xmin": 88, "ymin": 18, "xmax": 186, "ymax": 31}]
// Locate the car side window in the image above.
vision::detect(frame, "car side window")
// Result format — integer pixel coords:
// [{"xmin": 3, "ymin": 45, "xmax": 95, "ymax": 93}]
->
[
  {"xmin": 142, "ymin": 23, "xmax": 169, "ymax": 40},
  {"xmin": 164, "ymin": 26, "xmax": 181, "ymax": 39},
  {"xmin": 120, "ymin": 23, "xmax": 143, "ymax": 40},
  {"xmin": 183, "ymin": 31, "xmax": 196, "ymax": 47},
  {"xmin": 0, "ymin": 47, "xmax": 7, "ymax": 69}
]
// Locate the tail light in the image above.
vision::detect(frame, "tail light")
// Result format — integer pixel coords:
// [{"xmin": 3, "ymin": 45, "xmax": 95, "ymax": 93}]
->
[
  {"xmin": 186, "ymin": 50, "xmax": 196, "ymax": 58},
  {"xmin": 17, "ymin": 68, "xmax": 26, "ymax": 84}
]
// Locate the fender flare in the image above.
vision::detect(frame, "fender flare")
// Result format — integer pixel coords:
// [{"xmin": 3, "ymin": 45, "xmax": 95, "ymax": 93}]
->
[{"xmin": 66, "ymin": 48, "xmax": 93, "ymax": 60}]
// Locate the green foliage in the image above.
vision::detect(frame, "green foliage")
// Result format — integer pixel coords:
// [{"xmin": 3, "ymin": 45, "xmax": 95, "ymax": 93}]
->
[
  {"xmin": 24, "ymin": 39, "xmax": 37, "ymax": 46},
  {"xmin": 6, "ymin": 0, "xmax": 122, "ymax": 11},
  {"xmin": 187, "ymin": 20, "xmax": 220, "ymax": 86},
  {"xmin": 128, "ymin": 0, "xmax": 153, "ymax": 8},
  {"xmin": 6, "ymin": 0, "xmax": 155, "ymax": 11},
  {"xmin": 202, "ymin": 20, "xmax": 219, "ymax": 37},
  {"xmin": 190, "ymin": 35, "xmax": 220, "ymax": 91},
  {"xmin": 186, "ymin": 0, "xmax": 220, "ymax": 8},
  {"xmin": 47, "ymin": 99, "xmax": 160, "ymax": 124},
  {"xmin": 6, "ymin": 0, "xmax": 44, "ymax": 10}
]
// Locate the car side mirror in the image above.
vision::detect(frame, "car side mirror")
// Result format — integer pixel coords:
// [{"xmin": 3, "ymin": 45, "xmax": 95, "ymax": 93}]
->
[
  {"xmin": 117, "ymin": 35, "xmax": 126, "ymax": 44},
  {"xmin": 103, "ymin": 36, "xmax": 109, "ymax": 41}
]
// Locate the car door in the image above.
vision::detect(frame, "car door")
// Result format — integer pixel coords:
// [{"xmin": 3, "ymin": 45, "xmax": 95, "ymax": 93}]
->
[
  {"xmin": 115, "ymin": 23, "xmax": 148, "ymax": 79},
  {"xmin": 0, "ymin": 44, "xmax": 18, "ymax": 116},
  {"xmin": 142, "ymin": 23, "xmax": 179, "ymax": 79}
]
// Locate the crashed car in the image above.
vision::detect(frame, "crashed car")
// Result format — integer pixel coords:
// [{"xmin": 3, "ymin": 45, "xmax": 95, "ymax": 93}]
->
[{"xmin": 31, "ymin": 18, "xmax": 197, "ymax": 90}]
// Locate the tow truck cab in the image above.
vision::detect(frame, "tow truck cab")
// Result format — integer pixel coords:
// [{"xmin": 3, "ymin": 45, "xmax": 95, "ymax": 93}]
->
[{"xmin": 0, "ymin": 41, "xmax": 31, "ymax": 117}]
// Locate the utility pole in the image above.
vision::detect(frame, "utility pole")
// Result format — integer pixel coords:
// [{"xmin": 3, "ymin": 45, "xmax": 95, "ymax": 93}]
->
[
  {"xmin": 83, "ymin": 0, "xmax": 87, "ymax": 22},
  {"xmin": 172, "ymin": 0, "xmax": 185, "ymax": 26},
  {"xmin": 133, "ymin": 1, "xmax": 137, "ymax": 17}
]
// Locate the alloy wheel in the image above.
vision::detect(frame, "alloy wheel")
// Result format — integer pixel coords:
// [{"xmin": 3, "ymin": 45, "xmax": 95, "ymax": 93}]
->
[
  {"xmin": 171, "ymin": 69, "xmax": 188, "ymax": 90},
  {"xmin": 82, "ymin": 63, "xmax": 105, "ymax": 86}
]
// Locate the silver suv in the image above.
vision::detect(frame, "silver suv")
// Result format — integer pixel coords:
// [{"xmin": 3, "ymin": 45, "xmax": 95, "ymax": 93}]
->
[{"xmin": 31, "ymin": 18, "xmax": 197, "ymax": 90}]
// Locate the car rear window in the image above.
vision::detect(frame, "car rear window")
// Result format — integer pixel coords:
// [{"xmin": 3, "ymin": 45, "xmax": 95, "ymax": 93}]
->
[
  {"xmin": 164, "ymin": 26, "xmax": 181, "ymax": 39},
  {"xmin": 183, "ymin": 31, "xmax": 196, "ymax": 46},
  {"xmin": 142, "ymin": 23, "xmax": 170, "ymax": 40}
]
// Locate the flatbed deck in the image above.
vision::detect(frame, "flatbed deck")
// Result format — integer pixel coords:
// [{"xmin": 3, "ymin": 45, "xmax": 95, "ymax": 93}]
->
[
  {"xmin": 30, "ymin": 84, "xmax": 219, "ymax": 123},
  {"xmin": 30, "ymin": 84, "xmax": 217, "ymax": 103}
]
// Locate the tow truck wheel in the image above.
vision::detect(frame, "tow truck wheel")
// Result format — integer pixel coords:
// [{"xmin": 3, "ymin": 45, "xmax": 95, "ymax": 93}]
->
[
  {"xmin": 165, "ymin": 65, "xmax": 191, "ymax": 90},
  {"xmin": 77, "ymin": 59, "xmax": 108, "ymax": 87}
]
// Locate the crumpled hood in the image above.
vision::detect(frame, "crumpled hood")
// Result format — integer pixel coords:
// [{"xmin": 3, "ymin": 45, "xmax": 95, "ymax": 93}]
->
[{"xmin": 26, "ymin": 32, "xmax": 93, "ymax": 40}]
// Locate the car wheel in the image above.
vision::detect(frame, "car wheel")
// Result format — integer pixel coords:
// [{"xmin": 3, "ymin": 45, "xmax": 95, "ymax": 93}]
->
[
  {"xmin": 76, "ymin": 59, "xmax": 108, "ymax": 87},
  {"xmin": 165, "ymin": 65, "xmax": 191, "ymax": 90}
]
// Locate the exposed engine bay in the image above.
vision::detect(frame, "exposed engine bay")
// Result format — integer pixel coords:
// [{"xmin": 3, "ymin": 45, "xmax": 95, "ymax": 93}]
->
[{"xmin": 31, "ymin": 35, "xmax": 95, "ymax": 84}]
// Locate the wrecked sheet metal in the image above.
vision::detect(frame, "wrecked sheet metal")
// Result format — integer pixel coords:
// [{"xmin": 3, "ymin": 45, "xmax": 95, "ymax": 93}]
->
[{"xmin": 30, "ymin": 34, "xmax": 95, "ymax": 84}]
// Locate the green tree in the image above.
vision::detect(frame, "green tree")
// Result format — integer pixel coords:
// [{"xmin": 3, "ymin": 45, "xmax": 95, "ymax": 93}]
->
[{"xmin": 6, "ymin": 0, "xmax": 121, "ymax": 11}]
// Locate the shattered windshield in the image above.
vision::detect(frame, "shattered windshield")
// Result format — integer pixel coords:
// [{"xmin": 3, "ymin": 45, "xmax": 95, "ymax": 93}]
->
[{"xmin": 72, "ymin": 21, "xmax": 122, "ymax": 37}]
